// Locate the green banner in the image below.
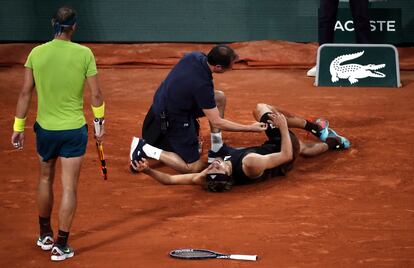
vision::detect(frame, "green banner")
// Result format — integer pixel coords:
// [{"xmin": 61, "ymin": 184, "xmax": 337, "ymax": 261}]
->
[
  {"xmin": 316, "ymin": 44, "xmax": 400, "ymax": 88},
  {"xmin": 0, "ymin": 1, "xmax": 412, "ymax": 43},
  {"xmin": 334, "ymin": 8, "xmax": 403, "ymax": 43}
]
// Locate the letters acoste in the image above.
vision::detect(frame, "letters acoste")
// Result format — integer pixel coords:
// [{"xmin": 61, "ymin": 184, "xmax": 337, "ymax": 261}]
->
[{"xmin": 335, "ymin": 20, "xmax": 396, "ymax": 32}]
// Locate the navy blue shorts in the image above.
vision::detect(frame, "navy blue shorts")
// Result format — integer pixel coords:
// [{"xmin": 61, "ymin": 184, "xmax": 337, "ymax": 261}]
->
[
  {"xmin": 166, "ymin": 117, "xmax": 200, "ymax": 163},
  {"xmin": 142, "ymin": 107, "xmax": 200, "ymax": 163},
  {"xmin": 34, "ymin": 122, "xmax": 88, "ymax": 162}
]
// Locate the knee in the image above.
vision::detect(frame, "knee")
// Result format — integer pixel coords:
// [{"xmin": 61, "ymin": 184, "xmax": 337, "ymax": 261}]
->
[
  {"xmin": 255, "ymin": 103, "xmax": 267, "ymax": 112},
  {"xmin": 61, "ymin": 180, "xmax": 79, "ymax": 195},
  {"xmin": 214, "ymin": 90, "xmax": 226, "ymax": 108},
  {"xmin": 61, "ymin": 186, "xmax": 77, "ymax": 198},
  {"xmin": 39, "ymin": 170, "xmax": 55, "ymax": 183},
  {"xmin": 253, "ymin": 103, "xmax": 271, "ymax": 121}
]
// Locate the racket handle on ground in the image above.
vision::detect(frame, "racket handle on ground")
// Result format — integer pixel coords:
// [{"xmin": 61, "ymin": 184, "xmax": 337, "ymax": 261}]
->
[{"xmin": 229, "ymin": 254, "xmax": 258, "ymax": 261}]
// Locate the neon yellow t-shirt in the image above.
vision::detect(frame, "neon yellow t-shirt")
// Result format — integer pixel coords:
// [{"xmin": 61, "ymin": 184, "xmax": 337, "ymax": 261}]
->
[{"xmin": 25, "ymin": 39, "xmax": 98, "ymax": 130}]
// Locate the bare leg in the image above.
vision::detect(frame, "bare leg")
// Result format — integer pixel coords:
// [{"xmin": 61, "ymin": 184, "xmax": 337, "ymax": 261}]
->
[
  {"xmin": 159, "ymin": 151, "xmax": 206, "ymax": 173},
  {"xmin": 59, "ymin": 156, "xmax": 83, "ymax": 232},
  {"xmin": 299, "ymin": 140, "xmax": 329, "ymax": 157},
  {"xmin": 254, "ymin": 103, "xmax": 331, "ymax": 155},
  {"xmin": 38, "ymin": 157, "xmax": 57, "ymax": 218},
  {"xmin": 253, "ymin": 103, "xmax": 307, "ymax": 129}
]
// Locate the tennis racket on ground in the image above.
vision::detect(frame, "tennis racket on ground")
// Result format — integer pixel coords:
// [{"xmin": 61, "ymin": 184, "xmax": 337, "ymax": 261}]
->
[
  {"xmin": 169, "ymin": 249, "xmax": 257, "ymax": 261},
  {"xmin": 93, "ymin": 118, "xmax": 107, "ymax": 180}
]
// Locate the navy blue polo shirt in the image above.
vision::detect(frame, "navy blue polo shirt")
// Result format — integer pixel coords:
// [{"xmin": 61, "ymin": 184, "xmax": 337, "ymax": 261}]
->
[{"xmin": 152, "ymin": 52, "xmax": 216, "ymax": 120}]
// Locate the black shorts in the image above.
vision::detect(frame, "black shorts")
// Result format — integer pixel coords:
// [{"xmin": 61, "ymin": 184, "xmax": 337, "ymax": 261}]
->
[
  {"xmin": 142, "ymin": 106, "xmax": 200, "ymax": 163},
  {"xmin": 259, "ymin": 112, "xmax": 300, "ymax": 163},
  {"xmin": 260, "ymin": 112, "xmax": 282, "ymax": 141}
]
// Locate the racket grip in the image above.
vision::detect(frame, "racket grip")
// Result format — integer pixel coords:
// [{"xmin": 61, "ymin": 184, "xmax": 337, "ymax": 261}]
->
[
  {"xmin": 93, "ymin": 118, "xmax": 104, "ymax": 136},
  {"xmin": 229, "ymin": 254, "xmax": 258, "ymax": 261}
]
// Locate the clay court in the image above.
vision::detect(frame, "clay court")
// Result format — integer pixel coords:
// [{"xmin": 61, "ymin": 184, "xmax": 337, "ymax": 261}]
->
[{"xmin": 1, "ymin": 41, "xmax": 414, "ymax": 267}]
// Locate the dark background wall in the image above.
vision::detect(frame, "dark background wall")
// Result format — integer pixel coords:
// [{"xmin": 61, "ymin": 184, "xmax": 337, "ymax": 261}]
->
[{"xmin": 0, "ymin": 0, "xmax": 413, "ymax": 43}]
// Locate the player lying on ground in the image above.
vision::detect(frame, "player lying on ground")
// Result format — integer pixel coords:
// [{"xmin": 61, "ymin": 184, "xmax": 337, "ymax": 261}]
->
[{"xmin": 130, "ymin": 103, "xmax": 350, "ymax": 191}]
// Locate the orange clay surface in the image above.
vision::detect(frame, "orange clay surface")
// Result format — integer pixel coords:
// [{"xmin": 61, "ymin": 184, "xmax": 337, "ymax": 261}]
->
[{"xmin": 0, "ymin": 41, "xmax": 413, "ymax": 267}]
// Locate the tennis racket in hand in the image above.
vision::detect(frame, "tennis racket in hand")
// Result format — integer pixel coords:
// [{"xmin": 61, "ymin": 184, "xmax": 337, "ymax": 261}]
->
[
  {"xmin": 169, "ymin": 249, "xmax": 257, "ymax": 261},
  {"xmin": 93, "ymin": 118, "xmax": 107, "ymax": 180}
]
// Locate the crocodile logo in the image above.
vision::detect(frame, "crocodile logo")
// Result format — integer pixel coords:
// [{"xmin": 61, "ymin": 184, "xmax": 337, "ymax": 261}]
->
[{"xmin": 330, "ymin": 51, "xmax": 386, "ymax": 84}]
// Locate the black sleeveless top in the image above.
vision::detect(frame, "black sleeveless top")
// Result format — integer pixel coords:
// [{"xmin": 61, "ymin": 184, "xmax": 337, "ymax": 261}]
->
[{"xmin": 229, "ymin": 142, "xmax": 288, "ymax": 185}]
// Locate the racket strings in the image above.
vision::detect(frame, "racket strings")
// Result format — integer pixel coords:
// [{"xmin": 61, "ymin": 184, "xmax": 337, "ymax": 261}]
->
[{"xmin": 171, "ymin": 250, "xmax": 216, "ymax": 258}]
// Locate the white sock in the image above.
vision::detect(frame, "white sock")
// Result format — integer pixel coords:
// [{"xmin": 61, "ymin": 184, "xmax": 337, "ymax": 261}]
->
[
  {"xmin": 142, "ymin": 144, "xmax": 162, "ymax": 160},
  {"xmin": 210, "ymin": 132, "xmax": 223, "ymax": 152}
]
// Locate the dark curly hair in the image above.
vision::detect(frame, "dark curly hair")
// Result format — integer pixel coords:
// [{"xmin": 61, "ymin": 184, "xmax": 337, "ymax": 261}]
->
[{"xmin": 204, "ymin": 173, "xmax": 234, "ymax": 192}]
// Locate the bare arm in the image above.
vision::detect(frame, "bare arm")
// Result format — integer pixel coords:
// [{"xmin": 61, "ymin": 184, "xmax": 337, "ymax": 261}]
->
[
  {"xmin": 86, "ymin": 75, "xmax": 105, "ymax": 141},
  {"xmin": 133, "ymin": 159, "xmax": 205, "ymax": 185},
  {"xmin": 11, "ymin": 68, "xmax": 35, "ymax": 148},
  {"xmin": 242, "ymin": 112, "xmax": 293, "ymax": 178},
  {"xmin": 203, "ymin": 107, "xmax": 266, "ymax": 132},
  {"xmin": 15, "ymin": 68, "xmax": 35, "ymax": 119},
  {"xmin": 86, "ymin": 75, "xmax": 104, "ymax": 108}
]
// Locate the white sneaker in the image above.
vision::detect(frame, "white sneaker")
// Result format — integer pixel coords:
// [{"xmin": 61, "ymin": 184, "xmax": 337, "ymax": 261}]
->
[
  {"xmin": 307, "ymin": 66, "xmax": 317, "ymax": 77},
  {"xmin": 51, "ymin": 245, "xmax": 74, "ymax": 261},
  {"xmin": 36, "ymin": 235, "xmax": 54, "ymax": 251}
]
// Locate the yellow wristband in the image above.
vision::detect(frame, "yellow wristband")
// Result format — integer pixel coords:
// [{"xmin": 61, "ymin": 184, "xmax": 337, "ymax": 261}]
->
[
  {"xmin": 91, "ymin": 102, "xmax": 105, "ymax": 118},
  {"xmin": 13, "ymin": 117, "xmax": 26, "ymax": 132}
]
